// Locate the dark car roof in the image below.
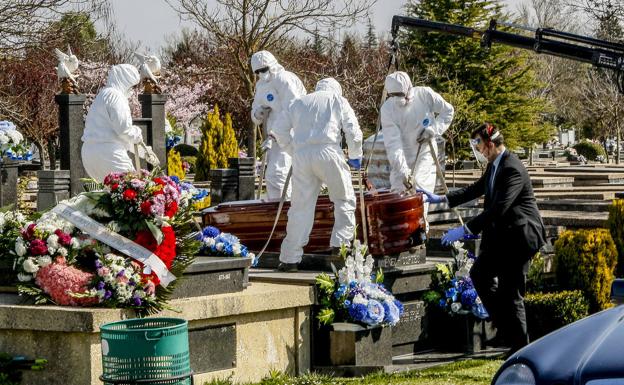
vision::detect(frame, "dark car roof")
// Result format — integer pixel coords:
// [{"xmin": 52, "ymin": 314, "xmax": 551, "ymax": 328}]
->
[{"xmin": 493, "ymin": 305, "xmax": 624, "ymax": 385}]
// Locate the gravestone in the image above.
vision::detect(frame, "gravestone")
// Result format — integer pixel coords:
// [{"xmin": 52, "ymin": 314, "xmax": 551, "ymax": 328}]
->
[
  {"xmin": 209, "ymin": 169, "xmax": 238, "ymax": 205},
  {"xmin": 37, "ymin": 170, "xmax": 70, "ymax": 211},
  {"xmin": 138, "ymin": 93, "xmax": 168, "ymax": 169},
  {"xmin": 0, "ymin": 159, "xmax": 19, "ymax": 208},
  {"xmin": 229, "ymin": 157, "xmax": 255, "ymax": 200},
  {"xmin": 55, "ymin": 94, "xmax": 87, "ymax": 196}
]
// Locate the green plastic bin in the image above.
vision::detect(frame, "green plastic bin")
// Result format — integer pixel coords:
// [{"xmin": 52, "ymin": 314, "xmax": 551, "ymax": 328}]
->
[{"xmin": 100, "ymin": 318, "xmax": 193, "ymax": 384}]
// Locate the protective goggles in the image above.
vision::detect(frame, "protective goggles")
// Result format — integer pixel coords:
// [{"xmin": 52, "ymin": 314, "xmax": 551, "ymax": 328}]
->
[
  {"xmin": 387, "ymin": 92, "xmax": 406, "ymax": 98},
  {"xmin": 254, "ymin": 67, "xmax": 270, "ymax": 75}
]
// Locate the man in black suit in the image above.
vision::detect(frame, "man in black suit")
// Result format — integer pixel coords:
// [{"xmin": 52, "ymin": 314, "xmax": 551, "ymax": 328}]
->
[{"xmin": 418, "ymin": 123, "xmax": 546, "ymax": 355}]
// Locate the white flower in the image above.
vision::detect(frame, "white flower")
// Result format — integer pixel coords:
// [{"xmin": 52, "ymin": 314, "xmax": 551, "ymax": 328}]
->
[
  {"xmin": 22, "ymin": 258, "xmax": 39, "ymax": 273},
  {"xmin": 57, "ymin": 247, "xmax": 68, "ymax": 257},
  {"xmin": 215, "ymin": 242, "xmax": 224, "ymax": 251},
  {"xmin": 70, "ymin": 237, "xmax": 80, "ymax": 249},
  {"xmin": 232, "ymin": 244, "xmax": 241, "ymax": 255},
  {"xmin": 37, "ymin": 256, "xmax": 52, "ymax": 267},
  {"xmin": 204, "ymin": 237, "xmax": 216, "ymax": 247},
  {"xmin": 352, "ymin": 294, "xmax": 368, "ymax": 305},
  {"xmin": 17, "ymin": 273, "xmax": 32, "ymax": 282},
  {"xmin": 14, "ymin": 238, "xmax": 26, "ymax": 257},
  {"xmin": 451, "ymin": 302, "xmax": 462, "ymax": 313}
]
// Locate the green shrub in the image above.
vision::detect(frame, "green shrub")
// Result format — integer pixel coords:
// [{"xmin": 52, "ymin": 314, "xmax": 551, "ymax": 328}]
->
[
  {"xmin": 608, "ymin": 199, "xmax": 624, "ymax": 277},
  {"xmin": 573, "ymin": 140, "xmax": 606, "ymax": 161},
  {"xmin": 527, "ymin": 253, "xmax": 546, "ymax": 293},
  {"xmin": 525, "ymin": 290, "xmax": 589, "ymax": 340},
  {"xmin": 554, "ymin": 229, "xmax": 618, "ymax": 312},
  {"xmin": 173, "ymin": 143, "xmax": 198, "ymax": 157}
]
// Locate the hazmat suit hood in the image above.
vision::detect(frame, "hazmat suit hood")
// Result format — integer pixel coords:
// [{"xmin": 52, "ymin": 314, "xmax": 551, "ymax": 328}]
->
[
  {"xmin": 385, "ymin": 71, "xmax": 414, "ymax": 102},
  {"xmin": 106, "ymin": 64, "xmax": 140, "ymax": 98},
  {"xmin": 251, "ymin": 50, "xmax": 284, "ymax": 81},
  {"xmin": 314, "ymin": 77, "xmax": 343, "ymax": 96}
]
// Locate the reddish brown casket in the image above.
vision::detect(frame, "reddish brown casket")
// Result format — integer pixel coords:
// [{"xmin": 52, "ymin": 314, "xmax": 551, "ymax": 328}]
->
[{"xmin": 201, "ymin": 189, "xmax": 426, "ymax": 257}]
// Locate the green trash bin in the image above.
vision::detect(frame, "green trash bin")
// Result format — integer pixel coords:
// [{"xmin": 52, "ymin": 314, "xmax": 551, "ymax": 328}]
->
[{"xmin": 100, "ymin": 318, "xmax": 193, "ymax": 385}]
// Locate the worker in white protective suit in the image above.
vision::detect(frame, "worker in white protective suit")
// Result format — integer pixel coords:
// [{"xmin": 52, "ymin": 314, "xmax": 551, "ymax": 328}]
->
[
  {"xmin": 81, "ymin": 64, "xmax": 149, "ymax": 182},
  {"xmin": 251, "ymin": 50, "xmax": 306, "ymax": 200},
  {"xmin": 380, "ymin": 71, "xmax": 454, "ymax": 217},
  {"xmin": 272, "ymin": 78, "xmax": 363, "ymax": 272}
]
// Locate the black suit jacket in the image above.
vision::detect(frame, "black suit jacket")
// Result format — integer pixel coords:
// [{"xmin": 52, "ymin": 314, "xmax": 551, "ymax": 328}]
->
[{"xmin": 447, "ymin": 150, "xmax": 546, "ymax": 260}]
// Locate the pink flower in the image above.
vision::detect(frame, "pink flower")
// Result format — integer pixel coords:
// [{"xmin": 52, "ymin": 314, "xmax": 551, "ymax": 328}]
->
[
  {"xmin": 144, "ymin": 280, "xmax": 156, "ymax": 296},
  {"xmin": 35, "ymin": 263, "xmax": 98, "ymax": 306},
  {"xmin": 97, "ymin": 267, "xmax": 110, "ymax": 276}
]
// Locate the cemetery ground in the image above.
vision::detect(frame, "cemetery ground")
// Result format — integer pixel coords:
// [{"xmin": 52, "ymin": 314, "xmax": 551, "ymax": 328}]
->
[{"xmin": 204, "ymin": 359, "xmax": 504, "ymax": 385}]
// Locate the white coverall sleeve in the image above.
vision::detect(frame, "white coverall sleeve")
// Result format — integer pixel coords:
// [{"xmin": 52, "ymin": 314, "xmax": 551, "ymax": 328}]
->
[
  {"xmin": 271, "ymin": 105, "xmax": 294, "ymax": 150},
  {"xmin": 381, "ymin": 102, "xmax": 409, "ymax": 178},
  {"xmin": 105, "ymin": 93, "xmax": 143, "ymax": 144},
  {"xmin": 425, "ymin": 87, "xmax": 454, "ymax": 135},
  {"xmin": 340, "ymin": 97, "xmax": 363, "ymax": 159},
  {"xmin": 251, "ymin": 84, "xmax": 265, "ymax": 125}
]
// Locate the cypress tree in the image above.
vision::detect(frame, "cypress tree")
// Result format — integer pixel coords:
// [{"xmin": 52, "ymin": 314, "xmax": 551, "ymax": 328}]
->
[{"xmin": 401, "ymin": 0, "xmax": 553, "ymax": 157}]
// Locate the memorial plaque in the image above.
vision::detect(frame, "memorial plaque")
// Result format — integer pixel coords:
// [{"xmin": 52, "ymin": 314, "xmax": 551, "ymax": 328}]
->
[
  {"xmin": 171, "ymin": 256, "xmax": 252, "ymax": 298},
  {"xmin": 392, "ymin": 301, "xmax": 425, "ymax": 346},
  {"xmin": 189, "ymin": 323, "xmax": 237, "ymax": 373}
]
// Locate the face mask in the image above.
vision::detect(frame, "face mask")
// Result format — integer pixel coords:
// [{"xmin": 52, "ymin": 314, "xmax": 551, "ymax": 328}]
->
[
  {"xmin": 393, "ymin": 96, "xmax": 408, "ymax": 108},
  {"xmin": 259, "ymin": 72, "xmax": 271, "ymax": 82},
  {"xmin": 470, "ymin": 138, "xmax": 488, "ymax": 165}
]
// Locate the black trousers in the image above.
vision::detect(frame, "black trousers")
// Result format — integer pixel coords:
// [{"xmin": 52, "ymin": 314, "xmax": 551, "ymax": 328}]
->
[{"xmin": 469, "ymin": 250, "xmax": 530, "ymax": 351}]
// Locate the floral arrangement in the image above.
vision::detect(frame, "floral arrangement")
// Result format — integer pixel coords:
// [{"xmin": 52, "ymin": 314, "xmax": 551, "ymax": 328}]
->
[
  {"xmin": 197, "ymin": 225, "xmax": 257, "ymax": 264},
  {"xmin": 15, "ymin": 169, "xmax": 201, "ymax": 314},
  {"xmin": 316, "ymin": 241, "xmax": 404, "ymax": 328},
  {"xmin": 0, "ymin": 121, "xmax": 32, "ymax": 161},
  {"xmin": 176, "ymin": 177, "xmax": 210, "ymax": 211},
  {"xmin": 423, "ymin": 239, "xmax": 488, "ymax": 319}
]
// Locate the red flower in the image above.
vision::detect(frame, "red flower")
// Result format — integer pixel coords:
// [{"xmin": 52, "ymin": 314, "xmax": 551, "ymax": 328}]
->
[
  {"xmin": 165, "ymin": 201, "xmax": 178, "ymax": 218},
  {"xmin": 154, "ymin": 177, "xmax": 166, "ymax": 186},
  {"xmin": 29, "ymin": 239, "xmax": 48, "ymax": 256},
  {"xmin": 111, "ymin": 183, "xmax": 119, "ymax": 191},
  {"xmin": 140, "ymin": 200, "xmax": 152, "ymax": 215},
  {"xmin": 134, "ymin": 226, "xmax": 177, "ymax": 286},
  {"xmin": 54, "ymin": 229, "xmax": 72, "ymax": 247},
  {"xmin": 22, "ymin": 223, "xmax": 37, "ymax": 240},
  {"xmin": 123, "ymin": 189, "xmax": 137, "ymax": 201}
]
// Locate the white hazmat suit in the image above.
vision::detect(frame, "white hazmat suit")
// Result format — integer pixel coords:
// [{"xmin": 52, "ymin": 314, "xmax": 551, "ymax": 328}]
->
[
  {"xmin": 251, "ymin": 51, "xmax": 306, "ymax": 200},
  {"xmin": 273, "ymin": 78, "xmax": 363, "ymax": 264},
  {"xmin": 81, "ymin": 64, "xmax": 144, "ymax": 182},
  {"xmin": 380, "ymin": 71, "xmax": 454, "ymax": 216}
]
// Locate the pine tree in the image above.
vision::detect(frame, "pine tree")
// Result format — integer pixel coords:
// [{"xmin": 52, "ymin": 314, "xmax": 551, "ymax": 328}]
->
[
  {"xmin": 167, "ymin": 149, "xmax": 186, "ymax": 180},
  {"xmin": 194, "ymin": 111, "xmax": 214, "ymax": 182},
  {"xmin": 222, "ymin": 112, "xmax": 239, "ymax": 161},
  {"xmin": 401, "ymin": 0, "xmax": 553, "ymax": 155},
  {"xmin": 365, "ymin": 17, "xmax": 377, "ymax": 49},
  {"xmin": 312, "ymin": 26, "xmax": 325, "ymax": 55}
]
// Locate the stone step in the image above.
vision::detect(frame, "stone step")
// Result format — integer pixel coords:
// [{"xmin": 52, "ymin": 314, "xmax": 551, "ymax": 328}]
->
[
  {"xmin": 540, "ymin": 210, "xmax": 608, "ymax": 228},
  {"xmin": 537, "ymin": 199, "xmax": 612, "ymax": 212}
]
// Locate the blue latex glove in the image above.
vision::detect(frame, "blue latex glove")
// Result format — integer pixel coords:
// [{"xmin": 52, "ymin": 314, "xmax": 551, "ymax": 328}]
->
[
  {"xmin": 347, "ymin": 158, "xmax": 362, "ymax": 170},
  {"xmin": 416, "ymin": 188, "xmax": 446, "ymax": 204},
  {"xmin": 441, "ymin": 225, "xmax": 467, "ymax": 246}
]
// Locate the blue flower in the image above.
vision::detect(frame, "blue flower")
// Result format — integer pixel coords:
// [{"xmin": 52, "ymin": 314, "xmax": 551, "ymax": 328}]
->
[
  {"xmin": 382, "ymin": 300, "xmax": 401, "ymax": 325},
  {"xmin": 460, "ymin": 288, "xmax": 478, "ymax": 307},
  {"xmin": 347, "ymin": 303, "xmax": 368, "ymax": 322},
  {"xmin": 96, "ymin": 281, "xmax": 105, "ymax": 290},
  {"xmin": 217, "ymin": 232, "xmax": 240, "ymax": 244},
  {"xmin": 223, "ymin": 242, "xmax": 234, "ymax": 255},
  {"xmin": 467, "ymin": 251, "xmax": 476, "ymax": 260},
  {"xmin": 445, "ymin": 287, "xmax": 458, "ymax": 302},
  {"xmin": 343, "ymin": 300, "xmax": 351, "ymax": 307},
  {"xmin": 394, "ymin": 299, "xmax": 404, "ymax": 316},
  {"xmin": 240, "ymin": 245, "xmax": 248, "ymax": 257},
  {"xmin": 334, "ymin": 284, "xmax": 347, "ymax": 299},
  {"xmin": 170, "ymin": 175, "xmax": 180, "ymax": 184},
  {"xmin": 438, "ymin": 299, "xmax": 447, "ymax": 308},
  {"xmin": 363, "ymin": 300, "xmax": 385, "ymax": 326},
  {"xmin": 202, "ymin": 226, "xmax": 220, "ymax": 238},
  {"xmin": 472, "ymin": 302, "xmax": 489, "ymax": 319}
]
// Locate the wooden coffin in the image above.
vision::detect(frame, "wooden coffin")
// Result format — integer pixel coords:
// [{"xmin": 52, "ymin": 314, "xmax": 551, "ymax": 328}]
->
[{"xmin": 201, "ymin": 189, "xmax": 426, "ymax": 257}]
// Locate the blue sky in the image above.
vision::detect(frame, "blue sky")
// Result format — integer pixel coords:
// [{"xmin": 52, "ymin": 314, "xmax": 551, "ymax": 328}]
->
[{"xmin": 105, "ymin": 0, "xmax": 525, "ymax": 52}]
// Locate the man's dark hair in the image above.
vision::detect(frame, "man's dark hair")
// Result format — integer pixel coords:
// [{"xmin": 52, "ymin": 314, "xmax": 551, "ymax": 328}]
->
[{"xmin": 471, "ymin": 123, "xmax": 504, "ymax": 146}]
